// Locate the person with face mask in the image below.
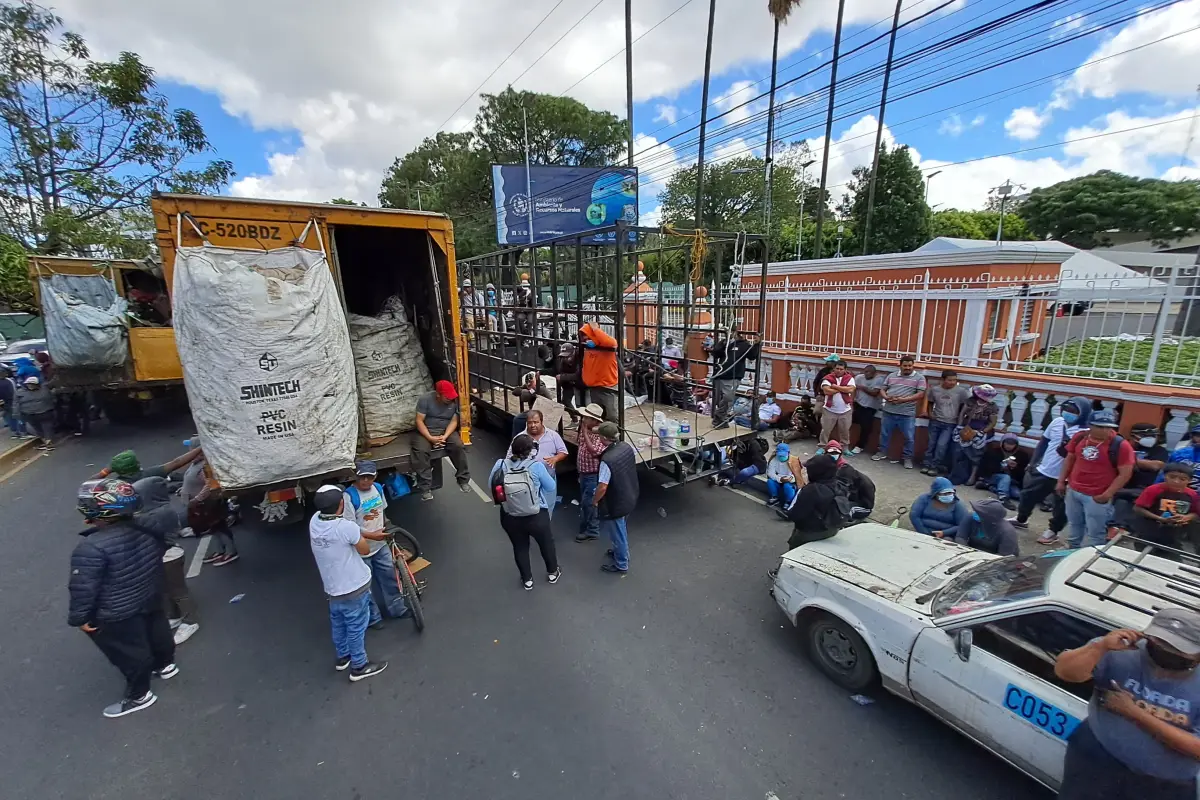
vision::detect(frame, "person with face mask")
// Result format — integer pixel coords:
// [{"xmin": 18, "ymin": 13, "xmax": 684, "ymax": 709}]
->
[
  {"xmin": 1163, "ymin": 424, "xmax": 1200, "ymax": 493},
  {"xmin": 909, "ymin": 477, "xmax": 969, "ymax": 539},
  {"xmin": 1009, "ymin": 395, "xmax": 1091, "ymax": 544},
  {"xmin": 825, "ymin": 440, "xmax": 876, "ymax": 513},
  {"xmin": 954, "ymin": 498, "xmax": 1019, "ymax": 556},
  {"xmin": 1112, "ymin": 423, "xmax": 1172, "ymax": 533},
  {"xmin": 1054, "ymin": 608, "xmax": 1200, "ymax": 800},
  {"xmin": 765, "ymin": 443, "xmax": 802, "ymax": 508}
]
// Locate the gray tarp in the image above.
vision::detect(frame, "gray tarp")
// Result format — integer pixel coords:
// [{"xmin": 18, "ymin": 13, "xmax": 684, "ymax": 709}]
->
[{"xmin": 39, "ymin": 273, "xmax": 128, "ymax": 368}]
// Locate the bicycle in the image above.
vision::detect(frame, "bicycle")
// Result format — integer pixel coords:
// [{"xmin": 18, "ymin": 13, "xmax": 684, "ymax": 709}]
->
[{"xmin": 385, "ymin": 525, "xmax": 425, "ymax": 633}]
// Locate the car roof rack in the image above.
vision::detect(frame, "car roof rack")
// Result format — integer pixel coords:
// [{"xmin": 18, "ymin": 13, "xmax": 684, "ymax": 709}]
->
[{"xmin": 1063, "ymin": 532, "xmax": 1200, "ymax": 618}]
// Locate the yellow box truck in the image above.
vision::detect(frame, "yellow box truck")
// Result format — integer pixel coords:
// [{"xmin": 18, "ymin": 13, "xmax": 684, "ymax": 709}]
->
[{"xmin": 151, "ymin": 193, "xmax": 470, "ymax": 519}]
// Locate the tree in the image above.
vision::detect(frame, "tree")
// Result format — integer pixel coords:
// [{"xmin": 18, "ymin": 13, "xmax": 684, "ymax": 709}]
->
[
  {"xmin": 328, "ymin": 197, "xmax": 365, "ymax": 206},
  {"xmin": 849, "ymin": 143, "xmax": 929, "ymax": 254},
  {"xmin": 0, "ymin": 2, "xmax": 232, "ymax": 255},
  {"xmin": 1018, "ymin": 170, "xmax": 1200, "ymax": 249},
  {"xmin": 931, "ymin": 209, "xmax": 1034, "ymax": 242},
  {"xmin": 379, "ymin": 89, "xmax": 628, "ymax": 259}
]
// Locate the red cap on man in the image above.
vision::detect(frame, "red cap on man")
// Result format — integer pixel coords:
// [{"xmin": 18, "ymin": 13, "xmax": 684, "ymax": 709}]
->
[{"xmin": 435, "ymin": 379, "xmax": 458, "ymax": 400}]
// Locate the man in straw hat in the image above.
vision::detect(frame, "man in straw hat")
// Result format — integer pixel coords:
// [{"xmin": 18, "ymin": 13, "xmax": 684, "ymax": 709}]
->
[{"xmin": 574, "ymin": 403, "xmax": 607, "ymax": 543}]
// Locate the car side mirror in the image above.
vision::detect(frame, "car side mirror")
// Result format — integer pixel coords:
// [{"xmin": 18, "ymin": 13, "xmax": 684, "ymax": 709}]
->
[{"xmin": 954, "ymin": 628, "xmax": 973, "ymax": 662}]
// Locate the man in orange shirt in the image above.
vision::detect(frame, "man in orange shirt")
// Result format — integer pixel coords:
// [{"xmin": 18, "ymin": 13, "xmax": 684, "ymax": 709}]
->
[{"xmin": 579, "ymin": 321, "xmax": 619, "ymax": 424}]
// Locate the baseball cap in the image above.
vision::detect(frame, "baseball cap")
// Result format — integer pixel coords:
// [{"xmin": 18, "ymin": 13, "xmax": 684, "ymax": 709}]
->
[
  {"xmin": 462, "ymin": 278, "xmax": 472, "ymax": 288},
  {"xmin": 435, "ymin": 379, "xmax": 458, "ymax": 400},
  {"xmin": 1145, "ymin": 608, "xmax": 1200, "ymax": 657},
  {"xmin": 823, "ymin": 353, "xmax": 840, "ymax": 362},
  {"xmin": 596, "ymin": 422, "xmax": 620, "ymax": 440},
  {"xmin": 825, "ymin": 440, "xmax": 844, "ymax": 454},
  {"xmin": 313, "ymin": 485, "xmax": 344, "ymax": 514},
  {"xmin": 1090, "ymin": 409, "xmax": 1119, "ymax": 428},
  {"xmin": 355, "ymin": 460, "xmax": 378, "ymax": 477},
  {"xmin": 578, "ymin": 403, "xmax": 605, "ymax": 421},
  {"xmin": 1191, "ymin": 423, "xmax": 1200, "ymax": 436},
  {"xmin": 23, "ymin": 375, "xmax": 39, "ymax": 386}
]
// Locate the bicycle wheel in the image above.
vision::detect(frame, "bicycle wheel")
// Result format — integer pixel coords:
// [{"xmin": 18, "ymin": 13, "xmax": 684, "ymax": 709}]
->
[
  {"xmin": 389, "ymin": 526, "xmax": 422, "ymax": 562},
  {"xmin": 398, "ymin": 563, "xmax": 425, "ymax": 633}
]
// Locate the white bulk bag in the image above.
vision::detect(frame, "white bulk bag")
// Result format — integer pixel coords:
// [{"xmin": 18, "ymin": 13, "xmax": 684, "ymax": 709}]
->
[
  {"xmin": 349, "ymin": 306, "xmax": 432, "ymax": 442},
  {"xmin": 39, "ymin": 273, "xmax": 129, "ymax": 368},
  {"xmin": 172, "ymin": 243, "xmax": 358, "ymax": 489}
]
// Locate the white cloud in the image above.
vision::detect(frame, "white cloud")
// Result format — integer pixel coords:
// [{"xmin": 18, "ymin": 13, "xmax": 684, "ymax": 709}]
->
[
  {"xmin": 653, "ymin": 104, "xmax": 679, "ymax": 125},
  {"xmin": 50, "ymin": 0, "xmax": 938, "ymax": 203},
  {"xmin": 1068, "ymin": 0, "xmax": 1200, "ymax": 99},
  {"xmin": 938, "ymin": 113, "xmax": 985, "ymax": 136},
  {"xmin": 1061, "ymin": 107, "xmax": 1200, "ymax": 175},
  {"xmin": 1049, "ymin": 12, "xmax": 1086, "ymax": 40},
  {"xmin": 1005, "ymin": 107, "xmax": 1051, "ymax": 141},
  {"xmin": 714, "ymin": 80, "xmax": 760, "ymax": 128}
]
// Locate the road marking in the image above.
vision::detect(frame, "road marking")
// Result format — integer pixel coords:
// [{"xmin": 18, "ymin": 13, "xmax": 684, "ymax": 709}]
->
[
  {"xmin": 466, "ymin": 478, "xmax": 492, "ymax": 503},
  {"xmin": 724, "ymin": 485, "xmax": 763, "ymax": 505},
  {"xmin": 187, "ymin": 536, "xmax": 210, "ymax": 578},
  {"xmin": 0, "ymin": 450, "xmax": 45, "ymax": 484}
]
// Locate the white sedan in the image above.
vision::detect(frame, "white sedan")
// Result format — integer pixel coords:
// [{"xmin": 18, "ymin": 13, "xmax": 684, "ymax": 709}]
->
[{"xmin": 770, "ymin": 524, "xmax": 1182, "ymax": 792}]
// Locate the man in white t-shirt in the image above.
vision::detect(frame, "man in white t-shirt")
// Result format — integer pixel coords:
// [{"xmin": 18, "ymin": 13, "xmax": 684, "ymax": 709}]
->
[
  {"xmin": 309, "ymin": 485, "xmax": 388, "ymax": 683},
  {"xmin": 758, "ymin": 392, "xmax": 782, "ymax": 431},
  {"xmin": 819, "ymin": 360, "xmax": 856, "ymax": 446},
  {"xmin": 342, "ymin": 460, "xmax": 409, "ymax": 627}
]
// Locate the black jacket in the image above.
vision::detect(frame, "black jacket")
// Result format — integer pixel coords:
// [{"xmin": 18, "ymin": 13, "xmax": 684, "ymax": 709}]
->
[
  {"xmin": 599, "ymin": 441, "xmax": 639, "ymax": 520},
  {"xmin": 712, "ymin": 338, "xmax": 760, "ymax": 381},
  {"xmin": 979, "ymin": 447, "xmax": 1030, "ymax": 483},
  {"xmin": 67, "ymin": 521, "xmax": 165, "ymax": 627},
  {"xmin": 836, "ymin": 462, "xmax": 876, "ymax": 510}
]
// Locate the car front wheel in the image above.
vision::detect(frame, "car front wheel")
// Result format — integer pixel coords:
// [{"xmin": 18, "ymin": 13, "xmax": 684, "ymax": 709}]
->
[{"xmin": 803, "ymin": 612, "xmax": 879, "ymax": 692}]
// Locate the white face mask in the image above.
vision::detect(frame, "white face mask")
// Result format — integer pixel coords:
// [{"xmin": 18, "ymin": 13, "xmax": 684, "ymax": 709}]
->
[{"xmin": 1139, "ymin": 436, "xmax": 1158, "ymax": 448}]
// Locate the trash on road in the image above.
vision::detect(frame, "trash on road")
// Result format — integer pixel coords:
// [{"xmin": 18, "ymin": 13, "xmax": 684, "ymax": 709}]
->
[
  {"xmin": 228, "ymin": 593, "xmax": 245, "ymax": 604},
  {"xmin": 570, "ymin": 499, "xmax": 579, "ymax": 506},
  {"xmin": 657, "ymin": 507, "xmax": 667, "ymax": 517},
  {"xmin": 849, "ymin": 694, "xmax": 875, "ymax": 706}
]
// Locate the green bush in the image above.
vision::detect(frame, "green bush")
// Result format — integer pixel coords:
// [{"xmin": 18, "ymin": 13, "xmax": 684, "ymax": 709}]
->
[{"xmin": 1024, "ymin": 338, "xmax": 1200, "ymax": 387}]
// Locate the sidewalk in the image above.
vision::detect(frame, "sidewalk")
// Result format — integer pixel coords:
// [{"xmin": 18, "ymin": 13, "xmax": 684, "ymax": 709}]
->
[{"xmin": 0, "ymin": 436, "xmax": 38, "ymax": 474}]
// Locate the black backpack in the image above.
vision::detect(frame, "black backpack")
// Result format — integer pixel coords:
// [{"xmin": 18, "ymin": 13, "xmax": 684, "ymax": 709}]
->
[{"xmin": 1060, "ymin": 431, "xmax": 1125, "ymax": 466}]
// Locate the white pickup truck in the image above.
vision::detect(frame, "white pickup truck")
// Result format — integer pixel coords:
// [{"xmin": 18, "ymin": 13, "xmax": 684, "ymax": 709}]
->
[{"xmin": 770, "ymin": 525, "xmax": 1195, "ymax": 792}]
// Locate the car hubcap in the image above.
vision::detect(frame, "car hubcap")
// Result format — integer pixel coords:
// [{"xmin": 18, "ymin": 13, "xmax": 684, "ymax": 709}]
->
[{"xmin": 818, "ymin": 627, "xmax": 857, "ymax": 671}]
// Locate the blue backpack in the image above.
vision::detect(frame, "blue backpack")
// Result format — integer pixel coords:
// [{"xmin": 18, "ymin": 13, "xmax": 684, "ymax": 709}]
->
[{"xmin": 345, "ymin": 482, "xmax": 384, "ymax": 510}]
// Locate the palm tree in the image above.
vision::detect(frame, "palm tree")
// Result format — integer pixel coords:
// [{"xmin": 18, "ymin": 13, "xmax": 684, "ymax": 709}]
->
[
  {"xmin": 768, "ymin": 0, "xmax": 803, "ymax": 21},
  {"xmin": 762, "ymin": 1, "xmax": 805, "ymax": 247}
]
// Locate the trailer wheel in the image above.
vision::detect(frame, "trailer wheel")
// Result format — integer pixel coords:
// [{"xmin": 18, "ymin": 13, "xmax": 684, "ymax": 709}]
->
[{"xmin": 100, "ymin": 394, "xmax": 143, "ymax": 424}]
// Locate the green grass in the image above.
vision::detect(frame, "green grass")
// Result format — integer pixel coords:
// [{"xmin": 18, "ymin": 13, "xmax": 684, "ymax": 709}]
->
[{"xmin": 1023, "ymin": 338, "xmax": 1200, "ymax": 387}]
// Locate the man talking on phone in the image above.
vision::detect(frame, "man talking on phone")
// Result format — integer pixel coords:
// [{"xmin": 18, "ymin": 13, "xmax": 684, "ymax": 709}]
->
[{"xmin": 1054, "ymin": 608, "xmax": 1200, "ymax": 799}]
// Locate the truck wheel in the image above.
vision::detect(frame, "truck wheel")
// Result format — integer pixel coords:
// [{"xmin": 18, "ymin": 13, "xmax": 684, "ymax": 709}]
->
[
  {"xmin": 101, "ymin": 394, "xmax": 143, "ymax": 424},
  {"xmin": 803, "ymin": 612, "xmax": 879, "ymax": 692}
]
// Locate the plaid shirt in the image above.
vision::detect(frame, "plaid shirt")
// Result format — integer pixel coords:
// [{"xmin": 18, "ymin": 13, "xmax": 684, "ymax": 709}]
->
[{"xmin": 576, "ymin": 424, "xmax": 607, "ymax": 475}]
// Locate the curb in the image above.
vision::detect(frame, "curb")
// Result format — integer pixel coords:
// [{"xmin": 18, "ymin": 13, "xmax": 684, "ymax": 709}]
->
[{"xmin": 0, "ymin": 439, "xmax": 37, "ymax": 471}]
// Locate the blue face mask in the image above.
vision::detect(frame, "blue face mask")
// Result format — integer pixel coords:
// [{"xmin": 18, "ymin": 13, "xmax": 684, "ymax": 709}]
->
[
  {"xmin": 1061, "ymin": 411, "xmax": 1079, "ymax": 425},
  {"xmin": 829, "ymin": 453, "xmax": 839, "ymax": 461},
  {"xmin": 777, "ymin": 454, "xmax": 789, "ymax": 462}
]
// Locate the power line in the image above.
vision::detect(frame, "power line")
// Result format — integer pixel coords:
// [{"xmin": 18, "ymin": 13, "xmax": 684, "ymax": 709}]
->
[
  {"xmin": 508, "ymin": 0, "xmax": 610, "ymax": 88},
  {"xmin": 435, "ymin": 0, "xmax": 571, "ymax": 133}
]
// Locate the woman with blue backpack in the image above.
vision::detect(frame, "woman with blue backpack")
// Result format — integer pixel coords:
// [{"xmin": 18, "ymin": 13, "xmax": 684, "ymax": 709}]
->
[{"xmin": 489, "ymin": 433, "xmax": 561, "ymax": 591}]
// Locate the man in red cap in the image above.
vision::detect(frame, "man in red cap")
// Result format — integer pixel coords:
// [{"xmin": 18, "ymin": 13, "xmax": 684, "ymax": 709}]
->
[{"xmin": 411, "ymin": 379, "xmax": 471, "ymax": 501}]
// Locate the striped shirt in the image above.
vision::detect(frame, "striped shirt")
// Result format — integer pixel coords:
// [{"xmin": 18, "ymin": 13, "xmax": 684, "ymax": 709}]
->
[
  {"xmin": 882, "ymin": 370, "xmax": 927, "ymax": 416},
  {"xmin": 577, "ymin": 424, "xmax": 607, "ymax": 475}
]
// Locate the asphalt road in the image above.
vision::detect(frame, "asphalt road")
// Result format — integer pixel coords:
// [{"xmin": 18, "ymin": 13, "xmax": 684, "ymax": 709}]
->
[{"xmin": 0, "ymin": 414, "xmax": 1052, "ymax": 800}]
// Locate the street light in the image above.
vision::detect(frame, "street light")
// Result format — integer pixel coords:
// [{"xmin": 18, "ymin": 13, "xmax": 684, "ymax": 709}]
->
[
  {"xmin": 835, "ymin": 223, "xmax": 845, "ymax": 258},
  {"xmin": 924, "ymin": 170, "xmax": 942, "ymax": 238},
  {"xmin": 989, "ymin": 179, "xmax": 1026, "ymax": 244},
  {"xmin": 796, "ymin": 158, "xmax": 816, "ymax": 261}
]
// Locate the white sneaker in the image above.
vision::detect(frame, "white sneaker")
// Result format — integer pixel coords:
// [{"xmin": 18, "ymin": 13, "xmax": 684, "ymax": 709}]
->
[
  {"xmin": 173, "ymin": 622, "xmax": 199, "ymax": 645},
  {"xmin": 178, "ymin": 526, "xmax": 196, "ymax": 538},
  {"xmin": 168, "ymin": 617, "xmax": 182, "ymax": 631},
  {"xmin": 1036, "ymin": 530, "xmax": 1060, "ymax": 546},
  {"xmin": 153, "ymin": 663, "xmax": 179, "ymax": 680},
  {"xmin": 848, "ymin": 447, "xmax": 862, "ymax": 455}
]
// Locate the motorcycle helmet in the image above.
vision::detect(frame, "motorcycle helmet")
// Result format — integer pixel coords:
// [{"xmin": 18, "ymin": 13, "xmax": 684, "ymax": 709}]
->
[{"xmin": 77, "ymin": 478, "xmax": 141, "ymax": 521}]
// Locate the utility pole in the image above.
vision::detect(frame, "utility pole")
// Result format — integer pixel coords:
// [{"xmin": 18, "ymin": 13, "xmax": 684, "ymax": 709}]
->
[
  {"xmin": 860, "ymin": 0, "xmax": 903, "ymax": 256},
  {"xmin": 523, "ymin": 105, "xmax": 535, "ymax": 246},
  {"xmin": 989, "ymin": 179, "xmax": 1023, "ymax": 244},
  {"xmin": 625, "ymin": 0, "xmax": 635, "ymax": 168},
  {"xmin": 812, "ymin": 0, "xmax": 846, "ymax": 260},
  {"xmin": 925, "ymin": 170, "xmax": 941, "ymax": 237},
  {"xmin": 693, "ymin": 0, "xmax": 718, "ymax": 231},
  {"xmin": 796, "ymin": 159, "xmax": 814, "ymax": 260},
  {"xmin": 763, "ymin": 17, "xmax": 781, "ymax": 247}
]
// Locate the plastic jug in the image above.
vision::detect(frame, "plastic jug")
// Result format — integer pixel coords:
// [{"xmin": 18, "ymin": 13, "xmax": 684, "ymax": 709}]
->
[{"xmin": 667, "ymin": 419, "xmax": 681, "ymax": 451}]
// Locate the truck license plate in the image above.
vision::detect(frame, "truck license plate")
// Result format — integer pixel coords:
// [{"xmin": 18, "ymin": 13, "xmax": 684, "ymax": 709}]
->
[{"xmin": 1003, "ymin": 684, "xmax": 1080, "ymax": 740}]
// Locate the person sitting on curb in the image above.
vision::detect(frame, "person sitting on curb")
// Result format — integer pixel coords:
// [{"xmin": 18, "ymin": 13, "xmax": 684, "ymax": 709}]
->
[
  {"xmin": 910, "ymin": 477, "xmax": 969, "ymax": 540},
  {"xmin": 977, "ymin": 434, "xmax": 1029, "ymax": 511},
  {"xmin": 765, "ymin": 443, "xmax": 803, "ymax": 508},
  {"xmin": 955, "ymin": 498, "xmax": 1020, "ymax": 556}
]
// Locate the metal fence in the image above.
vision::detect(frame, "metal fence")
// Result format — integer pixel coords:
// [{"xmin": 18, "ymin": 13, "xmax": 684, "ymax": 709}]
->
[{"xmin": 752, "ymin": 263, "xmax": 1200, "ymax": 387}]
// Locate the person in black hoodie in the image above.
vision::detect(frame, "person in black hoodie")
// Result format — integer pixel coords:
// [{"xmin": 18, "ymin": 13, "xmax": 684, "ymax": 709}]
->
[
  {"xmin": 956, "ymin": 498, "xmax": 1020, "ymax": 556},
  {"xmin": 786, "ymin": 456, "xmax": 847, "ymax": 548},
  {"xmin": 978, "ymin": 434, "xmax": 1030, "ymax": 511},
  {"xmin": 68, "ymin": 478, "xmax": 177, "ymax": 719},
  {"xmin": 710, "ymin": 330, "xmax": 760, "ymax": 428},
  {"xmin": 714, "ymin": 435, "xmax": 768, "ymax": 487}
]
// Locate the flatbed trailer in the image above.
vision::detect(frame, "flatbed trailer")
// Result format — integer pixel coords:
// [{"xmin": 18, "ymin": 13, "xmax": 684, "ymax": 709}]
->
[{"xmin": 459, "ymin": 222, "xmax": 769, "ymax": 486}]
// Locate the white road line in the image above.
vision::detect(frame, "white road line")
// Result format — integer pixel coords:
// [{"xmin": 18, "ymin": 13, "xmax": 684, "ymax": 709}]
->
[
  {"xmin": 187, "ymin": 536, "xmax": 210, "ymax": 578},
  {"xmin": 467, "ymin": 478, "xmax": 492, "ymax": 503},
  {"xmin": 725, "ymin": 485, "xmax": 763, "ymax": 504}
]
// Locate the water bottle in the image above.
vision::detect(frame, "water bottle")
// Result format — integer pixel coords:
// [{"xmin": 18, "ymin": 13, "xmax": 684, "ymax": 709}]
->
[
  {"xmin": 679, "ymin": 419, "xmax": 692, "ymax": 447},
  {"xmin": 667, "ymin": 419, "xmax": 681, "ymax": 451}
]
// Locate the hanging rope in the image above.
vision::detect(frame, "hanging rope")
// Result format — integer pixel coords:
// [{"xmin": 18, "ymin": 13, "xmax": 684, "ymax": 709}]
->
[{"xmin": 661, "ymin": 224, "xmax": 708, "ymax": 284}]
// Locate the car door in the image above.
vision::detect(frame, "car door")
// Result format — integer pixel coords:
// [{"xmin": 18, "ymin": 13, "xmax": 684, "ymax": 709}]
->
[{"xmin": 908, "ymin": 607, "xmax": 1104, "ymax": 791}]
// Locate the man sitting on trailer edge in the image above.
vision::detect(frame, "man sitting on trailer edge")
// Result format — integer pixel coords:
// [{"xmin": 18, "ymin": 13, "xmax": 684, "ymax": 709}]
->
[
  {"xmin": 578, "ymin": 321, "xmax": 620, "ymax": 424},
  {"xmin": 411, "ymin": 380, "xmax": 471, "ymax": 502}
]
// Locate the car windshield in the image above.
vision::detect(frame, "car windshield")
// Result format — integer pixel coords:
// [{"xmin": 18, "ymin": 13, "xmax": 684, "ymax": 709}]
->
[{"xmin": 931, "ymin": 553, "xmax": 1071, "ymax": 619}]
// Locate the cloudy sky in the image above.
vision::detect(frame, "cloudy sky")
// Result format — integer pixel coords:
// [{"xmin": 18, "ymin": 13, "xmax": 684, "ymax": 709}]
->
[{"xmin": 51, "ymin": 0, "xmax": 1200, "ymax": 228}]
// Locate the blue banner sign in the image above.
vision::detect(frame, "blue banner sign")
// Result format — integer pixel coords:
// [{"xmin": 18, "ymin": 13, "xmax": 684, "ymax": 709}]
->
[{"xmin": 492, "ymin": 164, "xmax": 638, "ymax": 245}]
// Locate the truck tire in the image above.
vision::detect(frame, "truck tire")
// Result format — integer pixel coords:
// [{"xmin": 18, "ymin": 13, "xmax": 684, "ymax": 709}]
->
[
  {"xmin": 803, "ymin": 612, "xmax": 879, "ymax": 692},
  {"xmin": 100, "ymin": 393, "xmax": 143, "ymax": 424}
]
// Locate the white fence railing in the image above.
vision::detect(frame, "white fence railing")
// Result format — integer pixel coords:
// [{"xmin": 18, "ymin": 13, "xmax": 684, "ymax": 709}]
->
[{"xmin": 752, "ymin": 264, "xmax": 1200, "ymax": 387}]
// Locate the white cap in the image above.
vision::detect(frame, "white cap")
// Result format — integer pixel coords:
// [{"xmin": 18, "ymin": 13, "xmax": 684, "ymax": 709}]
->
[{"xmin": 23, "ymin": 375, "xmax": 39, "ymax": 386}]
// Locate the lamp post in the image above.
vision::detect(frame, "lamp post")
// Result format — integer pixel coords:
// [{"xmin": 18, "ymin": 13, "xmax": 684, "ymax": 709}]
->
[
  {"xmin": 835, "ymin": 223, "xmax": 845, "ymax": 258},
  {"xmin": 924, "ymin": 170, "xmax": 941, "ymax": 237},
  {"xmin": 796, "ymin": 158, "xmax": 815, "ymax": 260},
  {"xmin": 989, "ymin": 179, "xmax": 1024, "ymax": 243}
]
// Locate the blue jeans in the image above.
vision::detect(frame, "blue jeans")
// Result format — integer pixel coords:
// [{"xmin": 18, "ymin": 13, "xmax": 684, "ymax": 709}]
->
[
  {"xmin": 730, "ymin": 465, "xmax": 761, "ymax": 484},
  {"xmin": 989, "ymin": 473, "xmax": 1021, "ymax": 499},
  {"xmin": 767, "ymin": 479, "xmax": 797, "ymax": 504},
  {"xmin": 1064, "ymin": 488, "xmax": 1112, "ymax": 549},
  {"xmin": 366, "ymin": 546, "xmax": 408, "ymax": 625},
  {"xmin": 602, "ymin": 516, "xmax": 629, "ymax": 570},
  {"xmin": 328, "ymin": 589, "xmax": 372, "ymax": 669},
  {"xmin": 923, "ymin": 419, "xmax": 955, "ymax": 470},
  {"xmin": 579, "ymin": 473, "xmax": 600, "ymax": 538},
  {"xmin": 734, "ymin": 416, "xmax": 770, "ymax": 431},
  {"xmin": 879, "ymin": 412, "xmax": 916, "ymax": 459},
  {"xmin": 2, "ymin": 406, "xmax": 23, "ymax": 435}
]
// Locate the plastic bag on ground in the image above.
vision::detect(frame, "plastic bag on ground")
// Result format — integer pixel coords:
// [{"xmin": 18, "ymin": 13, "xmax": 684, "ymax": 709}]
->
[
  {"xmin": 348, "ymin": 300, "xmax": 432, "ymax": 443},
  {"xmin": 172, "ymin": 244, "xmax": 358, "ymax": 489},
  {"xmin": 39, "ymin": 273, "xmax": 129, "ymax": 368}
]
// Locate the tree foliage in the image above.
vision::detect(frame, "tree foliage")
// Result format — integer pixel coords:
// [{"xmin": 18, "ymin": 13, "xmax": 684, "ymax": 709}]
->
[
  {"xmin": 1017, "ymin": 170, "xmax": 1200, "ymax": 249},
  {"xmin": 848, "ymin": 144, "xmax": 929, "ymax": 255},
  {"xmin": 0, "ymin": 1, "xmax": 232, "ymax": 255},
  {"xmin": 379, "ymin": 88, "xmax": 628, "ymax": 259},
  {"xmin": 931, "ymin": 209, "xmax": 1034, "ymax": 242},
  {"xmin": 328, "ymin": 197, "xmax": 365, "ymax": 206}
]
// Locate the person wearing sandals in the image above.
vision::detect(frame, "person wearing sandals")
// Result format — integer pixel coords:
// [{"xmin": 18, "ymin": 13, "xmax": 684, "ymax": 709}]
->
[
  {"xmin": 952, "ymin": 384, "xmax": 999, "ymax": 486},
  {"xmin": 489, "ymin": 433, "xmax": 561, "ymax": 590}
]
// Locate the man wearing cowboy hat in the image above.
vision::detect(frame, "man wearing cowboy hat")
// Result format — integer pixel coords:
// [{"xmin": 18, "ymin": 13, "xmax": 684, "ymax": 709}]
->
[
  {"xmin": 574, "ymin": 403, "xmax": 607, "ymax": 542},
  {"xmin": 1055, "ymin": 607, "xmax": 1200, "ymax": 799}
]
